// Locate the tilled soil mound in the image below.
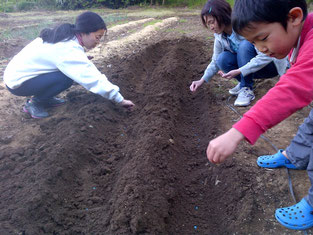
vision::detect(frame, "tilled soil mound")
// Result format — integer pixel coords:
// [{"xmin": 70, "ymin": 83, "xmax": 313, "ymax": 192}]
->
[{"xmin": 0, "ymin": 37, "xmax": 256, "ymax": 235}]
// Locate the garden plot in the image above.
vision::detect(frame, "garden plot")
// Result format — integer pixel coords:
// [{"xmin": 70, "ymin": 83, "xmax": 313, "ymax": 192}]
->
[
  {"xmin": 0, "ymin": 37, "xmax": 261, "ymax": 234},
  {"xmin": 0, "ymin": 9, "xmax": 311, "ymax": 235}
]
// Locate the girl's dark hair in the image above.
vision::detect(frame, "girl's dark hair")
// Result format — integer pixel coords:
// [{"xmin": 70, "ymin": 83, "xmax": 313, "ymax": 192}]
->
[
  {"xmin": 201, "ymin": 0, "xmax": 232, "ymax": 28},
  {"xmin": 40, "ymin": 11, "xmax": 107, "ymax": 43},
  {"xmin": 232, "ymin": 0, "xmax": 307, "ymax": 35}
]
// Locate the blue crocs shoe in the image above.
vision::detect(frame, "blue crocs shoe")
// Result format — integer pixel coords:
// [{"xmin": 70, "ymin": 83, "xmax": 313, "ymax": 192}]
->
[
  {"xmin": 257, "ymin": 149, "xmax": 297, "ymax": 169},
  {"xmin": 275, "ymin": 198, "xmax": 313, "ymax": 230}
]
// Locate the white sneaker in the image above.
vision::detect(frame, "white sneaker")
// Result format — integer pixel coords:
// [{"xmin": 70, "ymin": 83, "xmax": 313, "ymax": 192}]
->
[
  {"xmin": 234, "ymin": 87, "xmax": 255, "ymax": 106},
  {"xmin": 229, "ymin": 83, "xmax": 241, "ymax": 95}
]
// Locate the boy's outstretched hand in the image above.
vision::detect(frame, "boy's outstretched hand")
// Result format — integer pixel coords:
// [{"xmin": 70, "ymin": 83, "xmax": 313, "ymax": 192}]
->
[
  {"xmin": 206, "ymin": 128, "xmax": 245, "ymax": 164},
  {"xmin": 119, "ymin": 99, "xmax": 135, "ymax": 111}
]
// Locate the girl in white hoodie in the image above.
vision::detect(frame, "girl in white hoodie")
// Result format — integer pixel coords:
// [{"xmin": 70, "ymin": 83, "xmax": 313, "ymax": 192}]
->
[{"xmin": 4, "ymin": 11, "xmax": 134, "ymax": 118}]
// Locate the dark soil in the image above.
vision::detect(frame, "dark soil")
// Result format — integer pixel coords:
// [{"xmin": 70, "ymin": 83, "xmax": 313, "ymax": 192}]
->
[{"xmin": 0, "ymin": 9, "xmax": 312, "ymax": 235}]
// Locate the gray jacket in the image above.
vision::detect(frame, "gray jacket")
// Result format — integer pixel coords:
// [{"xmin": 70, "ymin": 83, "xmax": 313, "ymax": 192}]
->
[{"xmin": 202, "ymin": 33, "xmax": 288, "ymax": 82}]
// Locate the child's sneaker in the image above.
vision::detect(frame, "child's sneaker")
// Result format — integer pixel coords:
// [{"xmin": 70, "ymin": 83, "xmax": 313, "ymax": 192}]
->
[
  {"xmin": 234, "ymin": 87, "xmax": 255, "ymax": 106},
  {"xmin": 229, "ymin": 83, "xmax": 241, "ymax": 95},
  {"xmin": 33, "ymin": 97, "xmax": 66, "ymax": 108},
  {"xmin": 44, "ymin": 97, "xmax": 66, "ymax": 107},
  {"xmin": 23, "ymin": 99, "xmax": 49, "ymax": 118}
]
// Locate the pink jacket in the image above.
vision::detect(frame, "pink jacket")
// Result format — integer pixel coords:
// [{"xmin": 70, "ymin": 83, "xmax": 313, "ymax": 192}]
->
[{"xmin": 233, "ymin": 13, "xmax": 313, "ymax": 144}]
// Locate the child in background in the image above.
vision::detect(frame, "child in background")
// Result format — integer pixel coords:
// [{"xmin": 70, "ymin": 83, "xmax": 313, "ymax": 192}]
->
[
  {"xmin": 206, "ymin": 0, "xmax": 313, "ymax": 230},
  {"xmin": 189, "ymin": 0, "xmax": 288, "ymax": 106},
  {"xmin": 4, "ymin": 11, "xmax": 134, "ymax": 119}
]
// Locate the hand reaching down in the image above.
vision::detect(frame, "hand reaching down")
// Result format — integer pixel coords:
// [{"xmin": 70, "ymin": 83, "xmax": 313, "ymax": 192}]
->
[
  {"xmin": 206, "ymin": 128, "xmax": 245, "ymax": 164},
  {"xmin": 119, "ymin": 99, "xmax": 135, "ymax": 111},
  {"xmin": 190, "ymin": 78, "xmax": 205, "ymax": 92}
]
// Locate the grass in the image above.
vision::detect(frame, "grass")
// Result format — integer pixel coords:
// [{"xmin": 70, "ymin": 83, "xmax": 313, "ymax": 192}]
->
[
  {"xmin": 101, "ymin": 14, "xmax": 129, "ymax": 25},
  {"xmin": 230, "ymin": 79, "xmax": 238, "ymax": 85},
  {"xmin": 126, "ymin": 8, "xmax": 176, "ymax": 17},
  {"xmin": 212, "ymin": 85, "xmax": 224, "ymax": 94},
  {"xmin": 108, "ymin": 20, "xmax": 131, "ymax": 28},
  {"xmin": 0, "ymin": 10, "xmax": 129, "ymax": 41},
  {"xmin": 0, "ymin": 22, "xmax": 54, "ymax": 41},
  {"xmin": 128, "ymin": 29, "xmax": 137, "ymax": 34},
  {"xmin": 227, "ymin": 0, "xmax": 235, "ymax": 7},
  {"xmin": 0, "ymin": 6, "xmax": 199, "ymax": 41},
  {"xmin": 0, "ymin": 0, "xmax": 235, "ymax": 13},
  {"xmin": 143, "ymin": 19, "xmax": 162, "ymax": 27}
]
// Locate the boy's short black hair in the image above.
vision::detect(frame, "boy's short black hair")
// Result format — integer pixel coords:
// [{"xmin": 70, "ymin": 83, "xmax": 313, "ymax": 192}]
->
[
  {"xmin": 232, "ymin": 0, "xmax": 307, "ymax": 34},
  {"xmin": 201, "ymin": 0, "xmax": 232, "ymax": 28}
]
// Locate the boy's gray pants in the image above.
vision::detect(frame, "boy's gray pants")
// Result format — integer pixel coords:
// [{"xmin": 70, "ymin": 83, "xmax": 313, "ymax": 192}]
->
[{"xmin": 286, "ymin": 107, "xmax": 313, "ymax": 207}]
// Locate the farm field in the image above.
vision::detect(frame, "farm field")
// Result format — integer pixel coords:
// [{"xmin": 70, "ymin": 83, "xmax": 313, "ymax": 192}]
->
[{"xmin": 0, "ymin": 7, "xmax": 312, "ymax": 235}]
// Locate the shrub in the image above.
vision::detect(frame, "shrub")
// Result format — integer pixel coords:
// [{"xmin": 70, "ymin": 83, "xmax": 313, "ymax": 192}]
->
[{"xmin": 16, "ymin": 1, "xmax": 36, "ymax": 11}]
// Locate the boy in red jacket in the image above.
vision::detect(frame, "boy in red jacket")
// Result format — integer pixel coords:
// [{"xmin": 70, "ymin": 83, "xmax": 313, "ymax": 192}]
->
[{"xmin": 206, "ymin": 0, "xmax": 313, "ymax": 230}]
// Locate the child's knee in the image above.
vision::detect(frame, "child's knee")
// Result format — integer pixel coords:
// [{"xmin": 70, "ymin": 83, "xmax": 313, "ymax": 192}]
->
[
  {"xmin": 238, "ymin": 40, "xmax": 254, "ymax": 52},
  {"xmin": 217, "ymin": 52, "xmax": 234, "ymax": 72}
]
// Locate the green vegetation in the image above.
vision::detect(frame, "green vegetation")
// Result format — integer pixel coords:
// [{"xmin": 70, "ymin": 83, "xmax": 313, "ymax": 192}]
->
[
  {"xmin": 227, "ymin": 0, "xmax": 234, "ymax": 7},
  {"xmin": 109, "ymin": 19, "xmax": 130, "ymax": 27},
  {"xmin": 0, "ymin": 10, "xmax": 129, "ymax": 41},
  {"xmin": 0, "ymin": 22, "xmax": 54, "ymax": 40},
  {"xmin": 127, "ymin": 8, "xmax": 176, "ymax": 17},
  {"xmin": 0, "ymin": 0, "xmax": 237, "ymax": 12},
  {"xmin": 1, "ymin": 0, "xmax": 56, "ymax": 12},
  {"xmin": 1, "ymin": 0, "xmax": 312, "ymax": 12},
  {"xmin": 143, "ymin": 19, "xmax": 162, "ymax": 27}
]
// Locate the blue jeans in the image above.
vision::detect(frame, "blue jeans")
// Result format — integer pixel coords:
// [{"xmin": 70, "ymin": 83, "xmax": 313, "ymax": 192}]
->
[
  {"xmin": 7, "ymin": 71, "xmax": 73, "ymax": 102},
  {"xmin": 286, "ymin": 108, "xmax": 313, "ymax": 207},
  {"xmin": 216, "ymin": 40, "xmax": 278, "ymax": 89}
]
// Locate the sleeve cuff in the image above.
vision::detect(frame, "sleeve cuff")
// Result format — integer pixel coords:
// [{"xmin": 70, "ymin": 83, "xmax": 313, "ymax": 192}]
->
[
  {"xmin": 202, "ymin": 75, "xmax": 211, "ymax": 83},
  {"xmin": 114, "ymin": 93, "xmax": 124, "ymax": 103},
  {"xmin": 239, "ymin": 66, "xmax": 249, "ymax": 77},
  {"xmin": 233, "ymin": 117, "xmax": 264, "ymax": 145}
]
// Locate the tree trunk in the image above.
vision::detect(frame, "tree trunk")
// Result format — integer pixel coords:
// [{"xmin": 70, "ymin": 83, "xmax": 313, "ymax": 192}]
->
[
  {"xmin": 162, "ymin": 0, "xmax": 165, "ymax": 5},
  {"xmin": 3, "ymin": 0, "xmax": 8, "ymax": 12}
]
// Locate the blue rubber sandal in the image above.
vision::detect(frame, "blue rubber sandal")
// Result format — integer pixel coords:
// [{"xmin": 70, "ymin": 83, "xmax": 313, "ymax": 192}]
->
[
  {"xmin": 275, "ymin": 198, "xmax": 313, "ymax": 230},
  {"xmin": 257, "ymin": 149, "xmax": 297, "ymax": 169}
]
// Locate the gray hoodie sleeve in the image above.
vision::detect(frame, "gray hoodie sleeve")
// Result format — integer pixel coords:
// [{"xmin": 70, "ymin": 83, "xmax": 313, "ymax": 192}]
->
[
  {"xmin": 202, "ymin": 36, "xmax": 223, "ymax": 83},
  {"xmin": 239, "ymin": 48, "xmax": 274, "ymax": 77}
]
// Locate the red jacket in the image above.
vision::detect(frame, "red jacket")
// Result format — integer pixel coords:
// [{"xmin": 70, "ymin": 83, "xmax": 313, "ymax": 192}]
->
[{"xmin": 233, "ymin": 13, "xmax": 313, "ymax": 145}]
